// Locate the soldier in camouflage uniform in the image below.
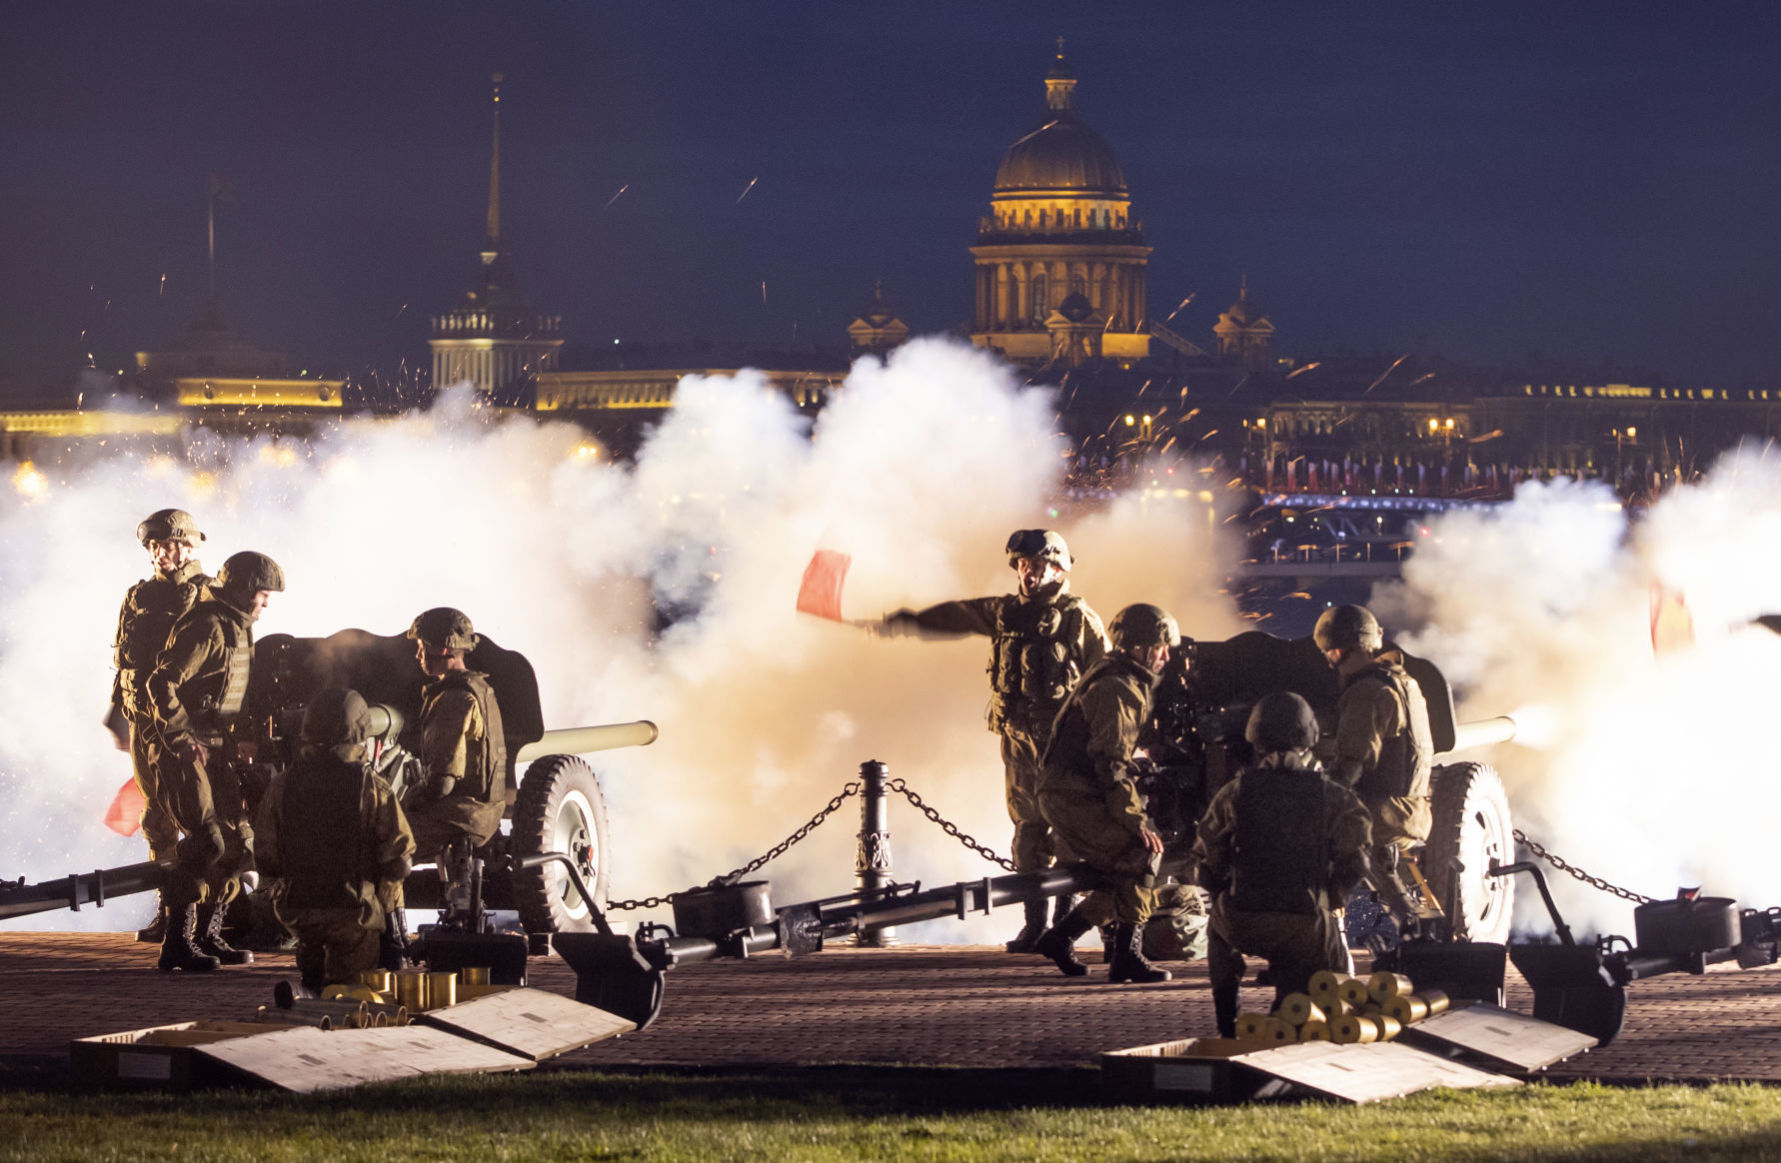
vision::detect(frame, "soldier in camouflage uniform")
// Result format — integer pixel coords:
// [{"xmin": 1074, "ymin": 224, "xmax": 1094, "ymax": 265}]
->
[
  {"xmin": 146, "ymin": 550, "xmax": 284, "ymax": 971},
  {"xmin": 1192, "ymin": 691, "xmax": 1371, "ymax": 1036},
  {"xmin": 875, "ymin": 530, "xmax": 1109, "ymax": 952},
  {"xmin": 255, "ymin": 688, "xmax": 415, "ymax": 993},
  {"xmin": 1314, "ymin": 604, "xmax": 1435, "ymax": 929},
  {"xmin": 1032, "ymin": 603, "xmax": 1176, "ymax": 984},
  {"xmin": 111, "ymin": 509, "xmax": 211, "ymax": 943},
  {"xmin": 404, "ymin": 608, "xmax": 507, "ymax": 927}
]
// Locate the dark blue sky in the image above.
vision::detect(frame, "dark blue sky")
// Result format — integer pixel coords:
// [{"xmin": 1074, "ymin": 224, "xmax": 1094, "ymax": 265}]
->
[{"xmin": 3, "ymin": 2, "xmax": 1779, "ymax": 392}]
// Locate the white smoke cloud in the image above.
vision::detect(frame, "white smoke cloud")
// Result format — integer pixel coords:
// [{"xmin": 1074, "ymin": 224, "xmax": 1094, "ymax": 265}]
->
[
  {"xmin": 0, "ymin": 337, "xmax": 1242, "ymax": 943},
  {"xmin": 1378, "ymin": 443, "xmax": 1781, "ymax": 938}
]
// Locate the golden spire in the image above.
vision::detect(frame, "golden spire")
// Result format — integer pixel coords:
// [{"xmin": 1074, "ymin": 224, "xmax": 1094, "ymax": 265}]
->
[{"xmin": 486, "ymin": 73, "xmax": 503, "ymax": 246}]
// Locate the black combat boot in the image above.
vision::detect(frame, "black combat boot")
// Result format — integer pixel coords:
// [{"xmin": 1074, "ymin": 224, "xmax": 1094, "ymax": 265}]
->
[
  {"xmin": 195, "ymin": 901, "xmax": 254, "ymax": 965},
  {"xmin": 135, "ymin": 892, "xmax": 168, "ymax": 943},
  {"xmin": 1052, "ymin": 893, "xmax": 1077, "ymax": 927},
  {"xmin": 1107, "ymin": 921, "xmax": 1172, "ymax": 984},
  {"xmin": 157, "ymin": 904, "xmax": 221, "ymax": 973},
  {"xmin": 1034, "ymin": 912, "xmax": 1095, "ymax": 977},
  {"xmin": 1004, "ymin": 899, "xmax": 1048, "ymax": 953},
  {"xmin": 295, "ymin": 945, "xmax": 328, "ymax": 997}
]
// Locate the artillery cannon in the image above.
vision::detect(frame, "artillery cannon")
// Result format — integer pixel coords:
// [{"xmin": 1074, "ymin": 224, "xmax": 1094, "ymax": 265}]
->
[
  {"xmin": 1143, "ymin": 628, "xmax": 1518, "ymax": 945},
  {"xmin": 1, "ymin": 624, "xmax": 654, "ymax": 943}
]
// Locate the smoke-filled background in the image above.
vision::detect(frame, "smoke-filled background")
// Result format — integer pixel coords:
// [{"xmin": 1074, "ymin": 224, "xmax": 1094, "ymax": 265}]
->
[
  {"xmin": 1376, "ymin": 447, "xmax": 1781, "ymax": 937},
  {"xmin": 0, "ymin": 338, "xmax": 1243, "ymax": 940},
  {"xmin": 7, "ymin": 335, "xmax": 1779, "ymax": 943}
]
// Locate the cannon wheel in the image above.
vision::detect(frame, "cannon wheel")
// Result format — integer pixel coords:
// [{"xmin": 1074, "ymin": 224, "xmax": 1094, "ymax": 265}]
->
[
  {"xmin": 1424, "ymin": 761, "xmax": 1515, "ymax": 943},
  {"xmin": 510, "ymin": 755, "xmax": 612, "ymax": 934}
]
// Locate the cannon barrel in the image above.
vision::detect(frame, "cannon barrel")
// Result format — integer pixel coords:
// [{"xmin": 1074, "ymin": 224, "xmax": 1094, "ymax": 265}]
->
[
  {"xmin": 0, "ymin": 860, "xmax": 162, "ymax": 922},
  {"xmin": 514, "ymin": 720, "xmax": 658, "ymax": 763},
  {"xmin": 1441, "ymin": 714, "xmax": 1516, "ymax": 757}
]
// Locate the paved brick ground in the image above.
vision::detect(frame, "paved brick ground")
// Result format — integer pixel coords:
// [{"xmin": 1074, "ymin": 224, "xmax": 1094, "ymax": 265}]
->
[{"xmin": 5, "ymin": 932, "xmax": 1781, "ymax": 1085}]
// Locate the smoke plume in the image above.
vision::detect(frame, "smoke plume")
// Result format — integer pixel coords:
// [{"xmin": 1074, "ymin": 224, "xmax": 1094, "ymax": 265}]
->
[{"xmin": 0, "ymin": 338, "xmax": 1241, "ymax": 941}]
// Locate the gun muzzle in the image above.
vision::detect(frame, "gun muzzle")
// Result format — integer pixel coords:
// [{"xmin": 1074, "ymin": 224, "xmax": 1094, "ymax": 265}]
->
[
  {"xmin": 514, "ymin": 720, "xmax": 659, "ymax": 763},
  {"xmin": 1443, "ymin": 715, "xmax": 1517, "ymax": 757}
]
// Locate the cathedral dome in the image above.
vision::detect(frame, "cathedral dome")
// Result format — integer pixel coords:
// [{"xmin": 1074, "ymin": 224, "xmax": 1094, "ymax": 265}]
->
[
  {"xmin": 993, "ymin": 114, "xmax": 1127, "ymax": 195},
  {"xmin": 992, "ymin": 46, "xmax": 1127, "ymax": 197}
]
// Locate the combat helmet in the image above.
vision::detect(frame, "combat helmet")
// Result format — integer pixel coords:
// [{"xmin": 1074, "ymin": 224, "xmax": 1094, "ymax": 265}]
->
[
  {"xmin": 216, "ymin": 550, "xmax": 285, "ymax": 599},
  {"xmin": 301, "ymin": 687, "xmax": 372, "ymax": 747},
  {"xmin": 137, "ymin": 508, "xmax": 205, "ymax": 547},
  {"xmin": 1245, "ymin": 691, "xmax": 1320, "ymax": 753},
  {"xmin": 407, "ymin": 607, "xmax": 480, "ymax": 653},
  {"xmin": 1313, "ymin": 604, "xmax": 1383, "ymax": 654},
  {"xmin": 1108, "ymin": 603, "xmax": 1181, "ymax": 651},
  {"xmin": 1005, "ymin": 529, "xmax": 1072, "ymax": 572}
]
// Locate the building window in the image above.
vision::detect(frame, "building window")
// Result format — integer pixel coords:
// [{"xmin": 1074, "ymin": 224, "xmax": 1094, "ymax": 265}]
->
[{"xmin": 1031, "ymin": 272, "xmax": 1048, "ymax": 324}]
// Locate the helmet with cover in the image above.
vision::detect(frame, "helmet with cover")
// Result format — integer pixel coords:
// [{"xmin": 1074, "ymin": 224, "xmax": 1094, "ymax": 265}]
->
[
  {"xmin": 1108, "ymin": 602, "xmax": 1180, "ymax": 651},
  {"xmin": 1245, "ymin": 690, "xmax": 1320, "ymax": 752},
  {"xmin": 1005, "ymin": 529, "xmax": 1072, "ymax": 572},
  {"xmin": 406, "ymin": 607, "xmax": 480, "ymax": 653},
  {"xmin": 136, "ymin": 508, "xmax": 205, "ymax": 547},
  {"xmin": 216, "ymin": 550, "xmax": 285, "ymax": 600},
  {"xmin": 1313, "ymin": 604, "xmax": 1383, "ymax": 654}
]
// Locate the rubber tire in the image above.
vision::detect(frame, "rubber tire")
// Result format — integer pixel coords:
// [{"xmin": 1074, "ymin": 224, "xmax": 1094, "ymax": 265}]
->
[
  {"xmin": 510, "ymin": 755, "xmax": 612, "ymax": 934},
  {"xmin": 1424, "ymin": 761, "xmax": 1515, "ymax": 944}
]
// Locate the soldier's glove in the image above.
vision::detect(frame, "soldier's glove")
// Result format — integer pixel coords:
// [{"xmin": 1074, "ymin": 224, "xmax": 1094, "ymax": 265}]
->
[
  {"xmin": 434, "ymin": 775, "xmax": 458, "ymax": 798},
  {"xmin": 175, "ymin": 738, "xmax": 211, "ymax": 765}
]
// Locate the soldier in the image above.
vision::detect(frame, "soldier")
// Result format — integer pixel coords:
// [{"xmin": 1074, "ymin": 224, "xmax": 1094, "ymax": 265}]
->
[
  {"xmin": 146, "ymin": 549, "xmax": 284, "ymax": 971},
  {"xmin": 404, "ymin": 607, "xmax": 506, "ymax": 926},
  {"xmin": 1032, "ymin": 602, "xmax": 1175, "ymax": 984},
  {"xmin": 874, "ymin": 530, "xmax": 1109, "ymax": 952},
  {"xmin": 1313, "ymin": 604, "xmax": 1436, "ymax": 928},
  {"xmin": 1192, "ymin": 692, "xmax": 1372, "ymax": 1036},
  {"xmin": 111, "ymin": 509, "xmax": 211, "ymax": 943},
  {"xmin": 255, "ymin": 688, "xmax": 415, "ymax": 994}
]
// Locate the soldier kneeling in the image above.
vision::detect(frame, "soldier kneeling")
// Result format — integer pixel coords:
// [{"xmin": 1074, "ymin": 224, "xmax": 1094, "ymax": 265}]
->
[
  {"xmin": 256, "ymin": 688, "xmax": 415, "ymax": 994},
  {"xmin": 1191, "ymin": 692, "xmax": 1372, "ymax": 1038}
]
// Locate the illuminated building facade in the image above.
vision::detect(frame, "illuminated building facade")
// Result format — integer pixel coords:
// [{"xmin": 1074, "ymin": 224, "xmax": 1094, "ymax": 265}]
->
[
  {"xmin": 1213, "ymin": 281, "xmax": 1275, "ymax": 373},
  {"xmin": 971, "ymin": 43, "xmax": 1151, "ymax": 369},
  {"xmin": 429, "ymin": 74, "xmax": 563, "ymax": 400}
]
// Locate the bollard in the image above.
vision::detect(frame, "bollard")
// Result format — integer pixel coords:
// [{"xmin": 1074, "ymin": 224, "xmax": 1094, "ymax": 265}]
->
[{"xmin": 855, "ymin": 759, "xmax": 895, "ymax": 947}]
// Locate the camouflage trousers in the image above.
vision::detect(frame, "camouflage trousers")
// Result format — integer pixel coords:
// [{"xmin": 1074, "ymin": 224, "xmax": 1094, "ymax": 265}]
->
[
  {"xmin": 127, "ymin": 718, "xmax": 179, "ymax": 863},
  {"xmin": 1037, "ymin": 780, "xmax": 1157, "ymax": 926},
  {"xmin": 1208, "ymin": 900, "xmax": 1350, "ymax": 1031},
  {"xmin": 151, "ymin": 740, "xmax": 253, "ymax": 909},
  {"xmin": 281, "ymin": 907, "xmax": 383, "ymax": 988},
  {"xmin": 1000, "ymin": 730, "xmax": 1056, "ymax": 873}
]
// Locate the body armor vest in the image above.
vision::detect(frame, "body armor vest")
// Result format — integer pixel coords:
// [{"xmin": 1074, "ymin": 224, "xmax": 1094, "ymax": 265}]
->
[
  {"xmin": 1230, "ymin": 766, "xmax": 1329, "ymax": 915},
  {"xmin": 279, "ymin": 758, "xmax": 369, "ymax": 910},
  {"xmin": 1352, "ymin": 662, "xmax": 1434, "ymax": 802},
  {"xmin": 166, "ymin": 598, "xmax": 255, "ymax": 741},
  {"xmin": 424, "ymin": 671, "xmax": 507, "ymax": 804},
  {"xmin": 115, "ymin": 567, "xmax": 209, "ymax": 719},
  {"xmin": 988, "ymin": 592, "xmax": 1087, "ymax": 736}
]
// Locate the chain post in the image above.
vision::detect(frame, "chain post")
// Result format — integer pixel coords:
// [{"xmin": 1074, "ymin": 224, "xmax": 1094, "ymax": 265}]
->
[{"xmin": 854, "ymin": 760, "xmax": 895, "ymax": 947}]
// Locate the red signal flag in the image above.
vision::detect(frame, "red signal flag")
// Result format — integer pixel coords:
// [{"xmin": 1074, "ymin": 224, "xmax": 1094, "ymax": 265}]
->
[
  {"xmin": 104, "ymin": 777, "xmax": 145, "ymax": 837},
  {"xmin": 796, "ymin": 549, "xmax": 852, "ymax": 622}
]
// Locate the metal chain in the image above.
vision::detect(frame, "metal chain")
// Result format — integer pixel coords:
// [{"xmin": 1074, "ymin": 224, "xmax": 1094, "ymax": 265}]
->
[
  {"xmin": 1514, "ymin": 828, "xmax": 1655, "ymax": 905},
  {"xmin": 607, "ymin": 782, "xmax": 863, "ymax": 911},
  {"xmin": 886, "ymin": 777, "xmax": 1017, "ymax": 872}
]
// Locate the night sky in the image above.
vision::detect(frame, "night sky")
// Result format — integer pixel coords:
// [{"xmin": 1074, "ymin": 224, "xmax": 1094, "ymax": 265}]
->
[{"xmin": 4, "ymin": 2, "xmax": 1779, "ymax": 395}]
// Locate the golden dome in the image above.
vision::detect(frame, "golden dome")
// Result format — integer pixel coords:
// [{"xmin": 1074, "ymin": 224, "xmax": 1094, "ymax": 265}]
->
[{"xmin": 992, "ymin": 49, "xmax": 1127, "ymax": 197}]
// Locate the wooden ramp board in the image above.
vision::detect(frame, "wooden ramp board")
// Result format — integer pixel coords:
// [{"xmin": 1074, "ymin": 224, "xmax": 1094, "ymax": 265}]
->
[
  {"xmin": 417, "ymin": 987, "xmax": 635, "ymax": 1062},
  {"xmin": 1397, "ymin": 1002, "xmax": 1597, "ymax": 1074},
  {"xmin": 1228, "ymin": 1040, "xmax": 1521, "ymax": 1105},
  {"xmin": 195, "ymin": 1024, "xmax": 534, "ymax": 1093}
]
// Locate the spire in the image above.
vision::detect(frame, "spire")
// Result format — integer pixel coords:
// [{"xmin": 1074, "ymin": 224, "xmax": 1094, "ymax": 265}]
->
[
  {"xmin": 486, "ymin": 73, "xmax": 503, "ymax": 247},
  {"xmin": 1044, "ymin": 37, "xmax": 1076, "ymax": 112}
]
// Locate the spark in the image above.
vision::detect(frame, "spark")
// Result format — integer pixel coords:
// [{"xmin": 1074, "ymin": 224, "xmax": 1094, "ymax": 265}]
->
[
  {"xmin": 394, "ymin": 304, "xmax": 408, "ymax": 320},
  {"xmin": 1222, "ymin": 374, "xmax": 1252, "ymax": 402},
  {"xmin": 1165, "ymin": 294, "xmax": 1195, "ymax": 322},
  {"xmin": 1284, "ymin": 361, "xmax": 1321, "ymax": 381},
  {"xmin": 605, "ymin": 183, "xmax": 630, "ymax": 208},
  {"xmin": 760, "ymin": 280, "xmax": 768, "ymax": 305},
  {"xmin": 1362, "ymin": 354, "xmax": 1409, "ymax": 395},
  {"xmin": 158, "ymin": 274, "xmax": 166, "ymax": 296},
  {"xmin": 737, "ymin": 177, "xmax": 759, "ymax": 204},
  {"xmin": 1407, "ymin": 372, "xmax": 1436, "ymax": 388},
  {"xmin": 1007, "ymin": 121, "xmax": 1061, "ymax": 149}
]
